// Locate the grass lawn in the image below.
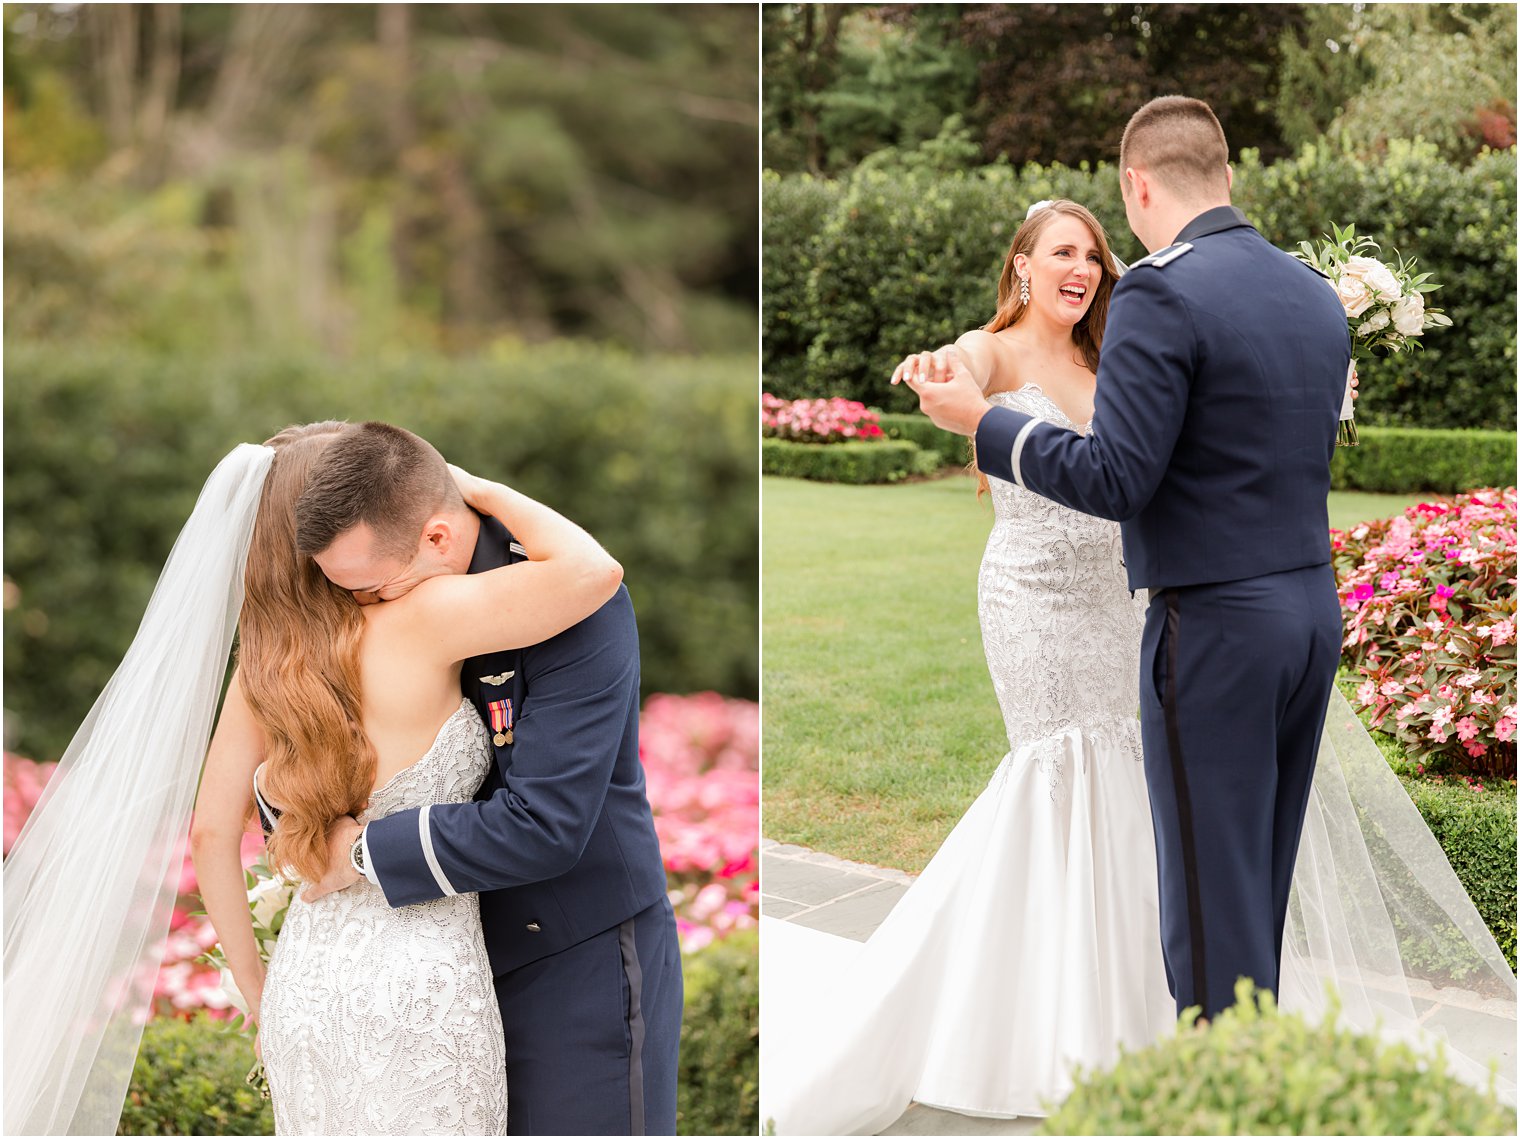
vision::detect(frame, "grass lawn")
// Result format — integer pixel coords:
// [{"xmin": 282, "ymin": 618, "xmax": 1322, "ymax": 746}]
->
[{"xmin": 762, "ymin": 473, "xmax": 1433, "ymax": 871}]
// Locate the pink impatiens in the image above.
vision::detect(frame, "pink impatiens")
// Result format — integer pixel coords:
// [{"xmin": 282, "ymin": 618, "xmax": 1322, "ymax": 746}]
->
[
  {"xmin": 1334, "ymin": 487, "xmax": 1517, "ymax": 778},
  {"xmin": 5, "ymin": 688, "xmax": 760, "ymax": 1020},
  {"xmin": 763, "ymin": 393, "xmax": 885, "ymax": 444},
  {"xmin": 639, "ymin": 691, "xmax": 759, "ymax": 952}
]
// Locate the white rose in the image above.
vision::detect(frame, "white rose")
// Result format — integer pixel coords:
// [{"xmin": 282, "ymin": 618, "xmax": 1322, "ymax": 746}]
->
[
  {"xmin": 1356, "ymin": 310, "xmax": 1390, "ymax": 335},
  {"xmin": 1391, "ymin": 292, "xmax": 1425, "ymax": 337},
  {"xmin": 1334, "ymin": 273, "xmax": 1374, "ymax": 318},
  {"xmin": 1344, "ymin": 255, "xmax": 1402, "ymax": 301}
]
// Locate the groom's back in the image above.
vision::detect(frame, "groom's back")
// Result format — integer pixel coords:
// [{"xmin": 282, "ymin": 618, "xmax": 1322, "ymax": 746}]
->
[{"xmin": 1110, "ymin": 219, "xmax": 1350, "ymax": 590}]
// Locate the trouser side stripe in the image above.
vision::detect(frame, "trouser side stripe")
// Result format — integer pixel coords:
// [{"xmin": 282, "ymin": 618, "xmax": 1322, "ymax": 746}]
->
[{"xmin": 1165, "ymin": 592, "xmax": 1209, "ymax": 1010}]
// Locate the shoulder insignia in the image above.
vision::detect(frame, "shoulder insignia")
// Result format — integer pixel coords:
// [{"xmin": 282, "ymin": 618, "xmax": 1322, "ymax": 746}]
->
[{"xmin": 1132, "ymin": 242, "xmax": 1194, "ymax": 269}]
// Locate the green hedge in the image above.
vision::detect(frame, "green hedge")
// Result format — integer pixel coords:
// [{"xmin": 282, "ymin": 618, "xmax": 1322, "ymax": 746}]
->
[
  {"xmin": 119, "ymin": 933, "xmax": 760, "ymax": 1135},
  {"xmin": 118, "ymin": 1015, "xmax": 271, "ymax": 1135},
  {"xmin": 1235, "ymin": 141, "xmax": 1516, "ymax": 432},
  {"xmin": 1403, "ymin": 777, "xmax": 1518, "ymax": 970},
  {"xmin": 677, "ymin": 930, "xmax": 759, "ymax": 1136},
  {"xmin": 1330, "ymin": 427, "xmax": 1517, "ymax": 494},
  {"xmin": 1042, "ymin": 980, "xmax": 1517, "ymax": 1136},
  {"xmin": 877, "ymin": 413, "xmax": 969, "ymax": 470},
  {"xmin": 3, "ymin": 341, "xmax": 757, "ymax": 762},
  {"xmin": 764, "ymin": 140, "xmax": 1515, "ymax": 429},
  {"xmin": 761, "ymin": 439, "xmax": 939, "ymax": 484}
]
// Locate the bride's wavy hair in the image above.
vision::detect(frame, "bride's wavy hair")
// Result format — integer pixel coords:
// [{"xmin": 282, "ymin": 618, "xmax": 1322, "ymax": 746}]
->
[
  {"xmin": 239, "ymin": 421, "xmax": 378, "ymax": 883},
  {"xmin": 974, "ymin": 200, "xmax": 1123, "ymax": 496}
]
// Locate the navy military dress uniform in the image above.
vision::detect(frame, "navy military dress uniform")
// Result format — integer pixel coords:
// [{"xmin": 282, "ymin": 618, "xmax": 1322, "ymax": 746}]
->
[
  {"xmin": 973, "ymin": 205, "xmax": 1351, "ymax": 1019},
  {"xmin": 360, "ymin": 516, "xmax": 681, "ymax": 1135}
]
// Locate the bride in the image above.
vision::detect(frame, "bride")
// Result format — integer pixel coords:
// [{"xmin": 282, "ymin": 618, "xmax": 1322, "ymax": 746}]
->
[
  {"xmin": 760, "ymin": 200, "xmax": 1516, "ymax": 1135},
  {"xmin": 5, "ymin": 420, "xmax": 622, "ymax": 1134}
]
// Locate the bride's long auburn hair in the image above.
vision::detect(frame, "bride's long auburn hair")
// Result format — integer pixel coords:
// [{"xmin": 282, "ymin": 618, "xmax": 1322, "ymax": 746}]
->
[
  {"xmin": 239, "ymin": 422, "xmax": 378, "ymax": 883},
  {"xmin": 973, "ymin": 200, "xmax": 1123, "ymax": 496}
]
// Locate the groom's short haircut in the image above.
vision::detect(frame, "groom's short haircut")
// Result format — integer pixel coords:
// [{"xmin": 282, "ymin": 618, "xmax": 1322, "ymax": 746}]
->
[
  {"xmin": 1120, "ymin": 96, "xmax": 1230, "ymax": 201},
  {"xmin": 295, "ymin": 421, "xmax": 462, "ymax": 560}
]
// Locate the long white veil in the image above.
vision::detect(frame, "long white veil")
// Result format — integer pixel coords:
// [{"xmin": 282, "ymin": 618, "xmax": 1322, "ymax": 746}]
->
[
  {"xmin": 4, "ymin": 443, "xmax": 274, "ymax": 1135},
  {"xmin": 1282, "ymin": 688, "xmax": 1517, "ymax": 1102}
]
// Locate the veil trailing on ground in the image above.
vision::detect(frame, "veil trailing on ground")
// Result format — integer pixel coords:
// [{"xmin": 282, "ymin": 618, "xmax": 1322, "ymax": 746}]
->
[
  {"xmin": 1281, "ymin": 687, "xmax": 1517, "ymax": 1103},
  {"xmin": 4, "ymin": 444, "xmax": 275, "ymax": 1135}
]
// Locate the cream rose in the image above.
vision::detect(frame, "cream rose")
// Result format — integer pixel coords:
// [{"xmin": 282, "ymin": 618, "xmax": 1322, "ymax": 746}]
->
[
  {"xmin": 1335, "ymin": 274, "xmax": 1375, "ymax": 318},
  {"xmin": 1344, "ymin": 254, "xmax": 1402, "ymax": 301},
  {"xmin": 1392, "ymin": 292, "xmax": 1425, "ymax": 336}
]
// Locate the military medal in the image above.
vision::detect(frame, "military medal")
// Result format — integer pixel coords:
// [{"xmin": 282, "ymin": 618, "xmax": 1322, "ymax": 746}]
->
[{"xmin": 488, "ymin": 698, "xmax": 513, "ymax": 746}]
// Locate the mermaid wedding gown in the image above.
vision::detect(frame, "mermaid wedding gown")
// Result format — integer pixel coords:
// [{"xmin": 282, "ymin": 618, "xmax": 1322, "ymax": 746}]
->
[
  {"xmin": 760, "ymin": 387, "xmax": 1515, "ymax": 1135},
  {"xmin": 260, "ymin": 700, "xmax": 509, "ymax": 1136}
]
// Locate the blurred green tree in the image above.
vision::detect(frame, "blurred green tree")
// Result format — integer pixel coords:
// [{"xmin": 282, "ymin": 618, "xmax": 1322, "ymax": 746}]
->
[
  {"xmin": 1328, "ymin": 4, "xmax": 1516, "ymax": 163},
  {"xmin": 3, "ymin": 3, "xmax": 758, "ymax": 355}
]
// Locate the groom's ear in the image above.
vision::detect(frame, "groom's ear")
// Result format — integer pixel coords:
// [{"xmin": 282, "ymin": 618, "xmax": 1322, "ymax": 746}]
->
[{"xmin": 420, "ymin": 516, "xmax": 454, "ymax": 556}]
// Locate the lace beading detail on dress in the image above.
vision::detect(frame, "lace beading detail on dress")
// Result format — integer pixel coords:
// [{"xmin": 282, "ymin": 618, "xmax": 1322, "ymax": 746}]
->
[
  {"xmin": 260, "ymin": 700, "xmax": 509, "ymax": 1136},
  {"xmin": 979, "ymin": 388, "xmax": 1145, "ymax": 798}
]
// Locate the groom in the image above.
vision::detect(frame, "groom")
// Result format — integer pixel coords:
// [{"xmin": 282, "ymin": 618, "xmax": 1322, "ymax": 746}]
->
[
  {"xmin": 902, "ymin": 96, "xmax": 1350, "ymax": 1020},
  {"xmin": 292, "ymin": 421, "xmax": 681, "ymax": 1134}
]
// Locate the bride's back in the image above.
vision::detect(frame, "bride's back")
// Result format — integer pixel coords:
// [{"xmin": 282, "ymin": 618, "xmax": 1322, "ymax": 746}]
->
[{"xmin": 354, "ymin": 595, "xmax": 477, "ymax": 791}]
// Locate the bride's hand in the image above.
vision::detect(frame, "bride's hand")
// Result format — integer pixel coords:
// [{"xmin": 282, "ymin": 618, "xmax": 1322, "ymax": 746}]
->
[{"xmin": 891, "ymin": 349, "xmax": 955, "ymax": 387}]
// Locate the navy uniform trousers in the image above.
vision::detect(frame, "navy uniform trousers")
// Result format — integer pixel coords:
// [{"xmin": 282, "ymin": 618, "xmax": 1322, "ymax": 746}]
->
[
  {"xmin": 1141, "ymin": 566, "xmax": 1342, "ymax": 1017},
  {"xmin": 494, "ymin": 896, "xmax": 682, "ymax": 1137}
]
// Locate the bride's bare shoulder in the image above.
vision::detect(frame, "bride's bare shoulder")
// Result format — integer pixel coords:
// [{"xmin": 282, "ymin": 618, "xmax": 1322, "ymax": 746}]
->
[{"xmin": 955, "ymin": 328, "xmax": 1024, "ymax": 394}]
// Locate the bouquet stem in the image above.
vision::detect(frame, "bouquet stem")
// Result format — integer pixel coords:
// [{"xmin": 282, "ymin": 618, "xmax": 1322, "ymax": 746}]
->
[{"xmin": 1337, "ymin": 418, "xmax": 1359, "ymax": 448}]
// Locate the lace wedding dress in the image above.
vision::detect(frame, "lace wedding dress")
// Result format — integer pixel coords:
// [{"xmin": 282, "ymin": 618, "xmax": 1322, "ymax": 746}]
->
[
  {"xmin": 260, "ymin": 700, "xmax": 509, "ymax": 1136},
  {"xmin": 760, "ymin": 387, "xmax": 1515, "ymax": 1135}
]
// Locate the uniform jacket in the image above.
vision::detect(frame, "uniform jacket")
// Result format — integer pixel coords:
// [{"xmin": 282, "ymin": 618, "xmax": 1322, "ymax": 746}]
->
[
  {"xmin": 362, "ymin": 515, "xmax": 669, "ymax": 974},
  {"xmin": 974, "ymin": 205, "xmax": 1352, "ymax": 592}
]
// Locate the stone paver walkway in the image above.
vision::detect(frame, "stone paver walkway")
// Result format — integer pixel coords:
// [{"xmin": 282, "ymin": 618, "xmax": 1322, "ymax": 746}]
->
[{"xmin": 762, "ymin": 837, "xmax": 1517, "ymax": 1136}]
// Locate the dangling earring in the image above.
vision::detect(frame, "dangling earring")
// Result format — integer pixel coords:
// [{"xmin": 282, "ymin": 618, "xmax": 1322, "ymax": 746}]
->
[{"xmin": 1019, "ymin": 275, "xmax": 1030, "ymax": 306}]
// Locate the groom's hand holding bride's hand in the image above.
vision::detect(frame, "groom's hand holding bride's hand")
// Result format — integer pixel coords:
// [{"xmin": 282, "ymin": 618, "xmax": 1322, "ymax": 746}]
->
[
  {"xmin": 899, "ymin": 355, "xmax": 990, "ymax": 438},
  {"xmin": 301, "ymin": 816, "xmax": 364, "ymax": 902}
]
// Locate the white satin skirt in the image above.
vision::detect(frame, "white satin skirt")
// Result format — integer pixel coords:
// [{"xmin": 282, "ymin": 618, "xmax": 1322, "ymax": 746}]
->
[{"xmin": 760, "ymin": 725, "xmax": 1175, "ymax": 1135}]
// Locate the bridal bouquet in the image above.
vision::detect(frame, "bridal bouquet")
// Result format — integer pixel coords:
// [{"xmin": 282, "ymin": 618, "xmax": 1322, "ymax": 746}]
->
[
  {"xmin": 1294, "ymin": 223, "xmax": 1451, "ymax": 446},
  {"xmin": 198, "ymin": 856, "xmax": 295, "ymax": 1098}
]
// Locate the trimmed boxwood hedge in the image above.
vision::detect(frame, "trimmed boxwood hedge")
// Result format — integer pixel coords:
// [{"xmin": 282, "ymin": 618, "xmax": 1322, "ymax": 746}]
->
[
  {"xmin": 118, "ymin": 1014, "xmax": 272, "ymax": 1135},
  {"xmin": 761, "ymin": 438, "xmax": 939, "ymax": 484},
  {"xmin": 677, "ymin": 929, "xmax": 758, "ymax": 1136},
  {"xmin": 1402, "ymin": 776, "xmax": 1518, "ymax": 969},
  {"xmin": 1042, "ymin": 981, "xmax": 1517, "ymax": 1136},
  {"xmin": 765, "ymin": 141, "xmax": 1516, "ymax": 430},
  {"xmin": 1330, "ymin": 427, "xmax": 1517, "ymax": 494},
  {"xmin": 876, "ymin": 413, "xmax": 969, "ymax": 470}
]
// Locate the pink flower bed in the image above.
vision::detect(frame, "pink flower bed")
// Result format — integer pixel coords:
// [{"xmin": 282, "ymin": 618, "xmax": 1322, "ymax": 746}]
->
[
  {"xmin": 3, "ymin": 690, "xmax": 759, "ymax": 1016},
  {"xmin": 1334, "ymin": 487, "xmax": 1517, "ymax": 779},
  {"xmin": 763, "ymin": 393, "xmax": 884, "ymax": 443},
  {"xmin": 640, "ymin": 691, "xmax": 759, "ymax": 952}
]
